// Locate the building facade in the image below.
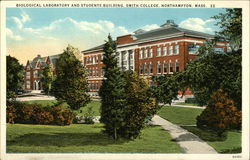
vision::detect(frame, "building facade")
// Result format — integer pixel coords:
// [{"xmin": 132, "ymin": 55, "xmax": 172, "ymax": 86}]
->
[
  {"xmin": 24, "ymin": 54, "xmax": 60, "ymax": 90},
  {"xmin": 82, "ymin": 20, "xmax": 228, "ymax": 97}
]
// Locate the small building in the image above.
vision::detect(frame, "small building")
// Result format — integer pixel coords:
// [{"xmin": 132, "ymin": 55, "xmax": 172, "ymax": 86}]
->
[{"xmin": 24, "ymin": 54, "xmax": 60, "ymax": 90}]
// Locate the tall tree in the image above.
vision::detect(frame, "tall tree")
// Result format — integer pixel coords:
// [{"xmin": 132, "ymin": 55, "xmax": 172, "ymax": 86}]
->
[
  {"xmin": 7, "ymin": 55, "xmax": 24, "ymax": 101},
  {"xmin": 213, "ymin": 8, "xmax": 242, "ymax": 51},
  {"xmin": 99, "ymin": 35, "xmax": 126, "ymax": 140},
  {"xmin": 52, "ymin": 45, "xmax": 90, "ymax": 110},
  {"xmin": 41, "ymin": 65, "xmax": 53, "ymax": 95}
]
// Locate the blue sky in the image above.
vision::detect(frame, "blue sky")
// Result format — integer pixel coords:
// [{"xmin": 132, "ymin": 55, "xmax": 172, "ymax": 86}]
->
[{"xmin": 6, "ymin": 8, "xmax": 226, "ymax": 64}]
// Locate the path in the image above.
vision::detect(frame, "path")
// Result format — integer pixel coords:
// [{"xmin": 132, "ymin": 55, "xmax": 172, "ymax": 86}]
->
[
  {"xmin": 151, "ymin": 115, "xmax": 217, "ymax": 154},
  {"xmin": 16, "ymin": 93, "xmax": 56, "ymax": 101}
]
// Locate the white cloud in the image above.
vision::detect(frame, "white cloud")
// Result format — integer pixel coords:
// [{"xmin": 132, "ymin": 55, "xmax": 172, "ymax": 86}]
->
[
  {"xmin": 11, "ymin": 10, "xmax": 31, "ymax": 29},
  {"xmin": 6, "ymin": 28, "xmax": 23, "ymax": 40},
  {"xmin": 179, "ymin": 18, "xmax": 215, "ymax": 33},
  {"xmin": 140, "ymin": 24, "xmax": 160, "ymax": 31}
]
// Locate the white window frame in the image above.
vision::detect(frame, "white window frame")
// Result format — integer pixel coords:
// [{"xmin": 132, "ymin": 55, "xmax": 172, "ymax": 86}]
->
[
  {"xmin": 149, "ymin": 48, "xmax": 153, "ymax": 58},
  {"xmin": 174, "ymin": 44, "xmax": 179, "ymax": 54},
  {"xmin": 157, "ymin": 47, "xmax": 161, "ymax": 57},
  {"xmin": 139, "ymin": 49, "xmax": 143, "ymax": 59},
  {"xmin": 168, "ymin": 46, "xmax": 173, "ymax": 55},
  {"xmin": 163, "ymin": 46, "xmax": 167, "ymax": 56}
]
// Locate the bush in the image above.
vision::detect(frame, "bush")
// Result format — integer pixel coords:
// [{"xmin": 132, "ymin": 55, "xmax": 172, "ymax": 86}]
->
[
  {"xmin": 6, "ymin": 102, "xmax": 74, "ymax": 125},
  {"xmin": 185, "ymin": 98, "xmax": 197, "ymax": 104},
  {"xmin": 196, "ymin": 89, "xmax": 241, "ymax": 136}
]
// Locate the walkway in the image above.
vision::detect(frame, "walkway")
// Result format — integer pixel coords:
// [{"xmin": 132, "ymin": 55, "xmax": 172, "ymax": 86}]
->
[
  {"xmin": 16, "ymin": 93, "xmax": 56, "ymax": 101},
  {"xmin": 151, "ymin": 115, "xmax": 217, "ymax": 154}
]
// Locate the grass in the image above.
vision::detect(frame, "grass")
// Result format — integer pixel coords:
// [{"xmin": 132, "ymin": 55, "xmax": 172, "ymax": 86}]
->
[
  {"xmin": 182, "ymin": 126, "xmax": 241, "ymax": 153},
  {"xmin": 7, "ymin": 123, "xmax": 181, "ymax": 153},
  {"xmin": 157, "ymin": 106, "xmax": 203, "ymax": 125},
  {"xmin": 24, "ymin": 100, "xmax": 101, "ymax": 116},
  {"xmin": 157, "ymin": 106, "xmax": 241, "ymax": 153}
]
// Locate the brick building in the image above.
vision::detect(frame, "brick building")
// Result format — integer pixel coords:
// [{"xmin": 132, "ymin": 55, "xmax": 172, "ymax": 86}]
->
[
  {"xmin": 82, "ymin": 20, "xmax": 228, "ymax": 97},
  {"xmin": 24, "ymin": 54, "xmax": 60, "ymax": 90}
]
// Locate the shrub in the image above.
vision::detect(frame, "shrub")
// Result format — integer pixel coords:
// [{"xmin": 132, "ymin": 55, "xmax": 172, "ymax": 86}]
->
[
  {"xmin": 185, "ymin": 98, "xmax": 197, "ymax": 104},
  {"xmin": 6, "ymin": 102, "xmax": 74, "ymax": 125},
  {"xmin": 196, "ymin": 89, "xmax": 241, "ymax": 136}
]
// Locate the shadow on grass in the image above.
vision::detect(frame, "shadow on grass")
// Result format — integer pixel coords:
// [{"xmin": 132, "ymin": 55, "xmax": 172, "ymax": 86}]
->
[
  {"xmin": 220, "ymin": 147, "xmax": 242, "ymax": 154},
  {"xmin": 182, "ymin": 126, "xmax": 227, "ymax": 142},
  {"xmin": 7, "ymin": 132, "xmax": 128, "ymax": 147}
]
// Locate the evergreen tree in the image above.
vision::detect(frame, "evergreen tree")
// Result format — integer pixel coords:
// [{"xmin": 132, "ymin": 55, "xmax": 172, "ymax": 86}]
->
[
  {"xmin": 41, "ymin": 65, "xmax": 53, "ymax": 95},
  {"xmin": 52, "ymin": 45, "xmax": 90, "ymax": 110},
  {"xmin": 99, "ymin": 35, "xmax": 126, "ymax": 140}
]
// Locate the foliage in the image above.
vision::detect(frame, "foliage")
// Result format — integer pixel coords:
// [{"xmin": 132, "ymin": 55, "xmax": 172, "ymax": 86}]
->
[
  {"xmin": 119, "ymin": 71, "xmax": 158, "ymax": 139},
  {"xmin": 52, "ymin": 44, "xmax": 90, "ymax": 110},
  {"xmin": 196, "ymin": 89, "xmax": 241, "ymax": 136},
  {"xmin": 212, "ymin": 8, "xmax": 242, "ymax": 51},
  {"xmin": 7, "ymin": 55, "xmax": 24, "ymax": 102},
  {"xmin": 183, "ymin": 47, "xmax": 241, "ymax": 108},
  {"xmin": 152, "ymin": 73, "xmax": 182, "ymax": 105},
  {"xmin": 7, "ymin": 102, "xmax": 74, "ymax": 125},
  {"xmin": 41, "ymin": 65, "xmax": 53, "ymax": 95},
  {"xmin": 83, "ymin": 106, "xmax": 95, "ymax": 124},
  {"xmin": 99, "ymin": 34, "xmax": 127, "ymax": 140}
]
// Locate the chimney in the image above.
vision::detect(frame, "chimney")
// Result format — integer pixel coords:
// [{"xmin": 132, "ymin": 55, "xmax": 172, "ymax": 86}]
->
[
  {"xmin": 160, "ymin": 20, "xmax": 178, "ymax": 28},
  {"xmin": 37, "ymin": 54, "xmax": 41, "ymax": 58}
]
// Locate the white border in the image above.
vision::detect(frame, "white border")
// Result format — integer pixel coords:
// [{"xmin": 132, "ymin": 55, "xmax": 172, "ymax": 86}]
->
[{"xmin": 0, "ymin": 1, "xmax": 249, "ymax": 160}]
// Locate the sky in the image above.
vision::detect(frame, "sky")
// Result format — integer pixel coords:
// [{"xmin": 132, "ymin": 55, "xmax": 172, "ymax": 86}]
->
[{"xmin": 6, "ymin": 8, "xmax": 226, "ymax": 65}]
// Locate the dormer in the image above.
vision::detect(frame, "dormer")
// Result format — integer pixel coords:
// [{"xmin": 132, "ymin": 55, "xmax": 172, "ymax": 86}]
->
[{"xmin": 134, "ymin": 29, "xmax": 146, "ymax": 35}]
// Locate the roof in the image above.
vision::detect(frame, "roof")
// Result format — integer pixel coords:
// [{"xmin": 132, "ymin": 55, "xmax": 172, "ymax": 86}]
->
[
  {"xmin": 82, "ymin": 24, "xmax": 214, "ymax": 53},
  {"xmin": 134, "ymin": 26, "xmax": 214, "ymax": 42},
  {"xmin": 27, "ymin": 54, "xmax": 61, "ymax": 69}
]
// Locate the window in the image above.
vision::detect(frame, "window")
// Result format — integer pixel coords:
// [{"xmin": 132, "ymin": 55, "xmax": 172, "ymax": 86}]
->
[
  {"xmin": 174, "ymin": 44, "xmax": 179, "ymax": 54},
  {"xmin": 169, "ymin": 61, "xmax": 173, "ymax": 72},
  {"xmin": 96, "ymin": 56, "xmax": 99, "ymax": 64},
  {"xmin": 26, "ymin": 72, "xmax": 30, "ymax": 79},
  {"xmin": 149, "ymin": 63, "xmax": 153, "ymax": 74},
  {"xmin": 101, "ymin": 55, "xmax": 104, "ymax": 63},
  {"xmin": 139, "ymin": 49, "xmax": 143, "ymax": 59},
  {"xmin": 175, "ymin": 60, "xmax": 180, "ymax": 72},
  {"xmin": 144, "ymin": 63, "xmax": 148, "ymax": 74},
  {"xmin": 163, "ymin": 62, "xmax": 167, "ymax": 73},
  {"xmin": 157, "ymin": 61, "xmax": 161, "ymax": 74},
  {"xmin": 168, "ymin": 46, "xmax": 173, "ymax": 55},
  {"xmin": 96, "ymin": 67, "xmax": 99, "ymax": 77},
  {"xmin": 90, "ymin": 68, "xmax": 93, "ymax": 77},
  {"xmin": 189, "ymin": 44, "xmax": 200, "ymax": 54},
  {"xmin": 149, "ymin": 48, "xmax": 153, "ymax": 58},
  {"xmin": 101, "ymin": 69, "xmax": 105, "ymax": 77},
  {"xmin": 163, "ymin": 46, "xmax": 167, "ymax": 56},
  {"xmin": 157, "ymin": 47, "xmax": 161, "ymax": 57},
  {"xmin": 144, "ymin": 48, "xmax": 148, "ymax": 58},
  {"xmin": 214, "ymin": 47, "xmax": 224, "ymax": 53},
  {"xmin": 34, "ymin": 70, "xmax": 39, "ymax": 78},
  {"xmin": 26, "ymin": 80, "xmax": 30, "ymax": 89},
  {"xmin": 129, "ymin": 51, "xmax": 134, "ymax": 70},
  {"xmin": 139, "ymin": 64, "xmax": 143, "ymax": 74}
]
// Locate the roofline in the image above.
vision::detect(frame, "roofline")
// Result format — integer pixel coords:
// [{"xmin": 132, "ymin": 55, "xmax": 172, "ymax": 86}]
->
[{"xmin": 82, "ymin": 32, "xmax": 215, "ymax": 54}]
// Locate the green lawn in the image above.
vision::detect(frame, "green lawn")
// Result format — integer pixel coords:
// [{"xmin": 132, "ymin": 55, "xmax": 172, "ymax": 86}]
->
[
  {"xmin": 7, "ymin": 123, "xmax": 181, "ymax": 153},
  {"xmin": 157, "ymin": 106, "xmax": 203, "ymax": 125},
  {"xmin": 157, "ymin": 106, "xmax": 241, "ymax": 153},
  {"xmin": 24, "ymin": 100, "xmax": 101, "ymax": 116},
  {"xmin": 182, "ymin": 126, "xmax": 241, "ymax": 153}
]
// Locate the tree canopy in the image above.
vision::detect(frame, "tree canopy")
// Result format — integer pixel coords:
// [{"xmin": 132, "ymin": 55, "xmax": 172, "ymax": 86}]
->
[{"xmin": 52, "ymin": 45, "xmax": 90, "ymax": 110}]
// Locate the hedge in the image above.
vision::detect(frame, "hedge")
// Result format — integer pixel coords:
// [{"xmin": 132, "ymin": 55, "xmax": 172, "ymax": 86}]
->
[{"xmin": 7, "ymin": 102, "xmax": 73, "ymax": 125}]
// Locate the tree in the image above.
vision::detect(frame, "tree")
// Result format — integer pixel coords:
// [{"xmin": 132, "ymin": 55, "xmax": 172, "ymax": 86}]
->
[
  {"xmin": 212, "ymin": 8, "xmax": 242, "ymax": 51},
  {"xmin": 152, "ymin": 73, "xmax": 181, "ymax": 105},
  {"xmin": 7, "ymin": 55, "xmax": 24, "ymax": 102},
  {"xmin": 120, "ymin": 71, "xmax": 158, "ymax": 139},
  {"xmin": 99, "ymin": 35, "xmax": 126, "ymax": 140},
  {"xmin": 52, "ymin": 45, "xmax": 90, "ymax": 110},
  {"xmin": 41, "ymin": 65, "xmax": 53, "ymax": 95},
  {"xmin": 196, "ymin": 89, "xmax": 241, "ymax": 136}
]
